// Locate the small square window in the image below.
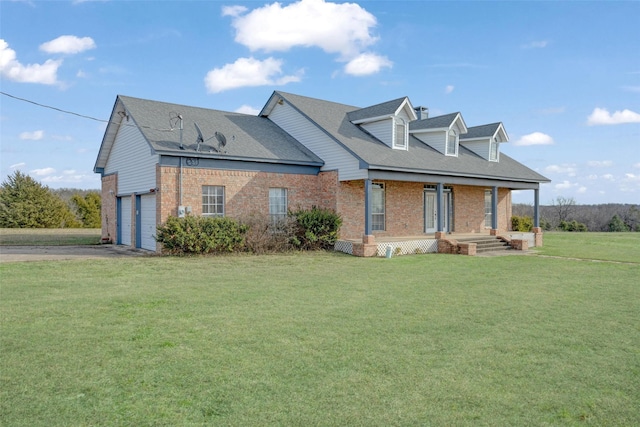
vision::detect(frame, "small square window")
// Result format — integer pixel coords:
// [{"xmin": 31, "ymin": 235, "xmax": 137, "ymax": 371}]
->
[{"xmin": 202, "ymin": 185, "xmax": 224, "ymax": 217}]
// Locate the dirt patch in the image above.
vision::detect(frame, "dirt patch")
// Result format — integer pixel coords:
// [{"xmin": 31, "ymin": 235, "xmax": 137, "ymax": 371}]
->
[{"xmin": 0, "ymin": 245, "xmax": 152, "ymax": 263}]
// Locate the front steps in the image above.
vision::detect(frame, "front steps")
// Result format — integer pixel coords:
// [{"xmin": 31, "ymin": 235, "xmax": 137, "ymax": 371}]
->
[{"xmin": 454, "ymin": 235, "xmax": 512, "ymax": 254}]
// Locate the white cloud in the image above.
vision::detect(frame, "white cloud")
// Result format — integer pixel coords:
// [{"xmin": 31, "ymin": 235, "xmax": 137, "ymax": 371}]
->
[
  {"xmin": 554, "ymin": 180, "xmax": 577, "ymax": 190},
  {"xmin": 577, "ymin": 186, "xmax": 587, "ymax": 194},
  {"xmin": 622, "ymin": 86, "xmax": 640, "ymax": 93},
  {"xmin": 235, "ymin": 105, "xmax": 260, "ymax": 115},
  {"xmin": 514, "ymin": 132, "xmax": 554, "ymax": 146},
  {"xmin": 522, "ymin": 40, "xmax": 549, "ymax": 49},
  {"xmin": 19, "ymin": 130, "xmax": 44, "ymax": 140},
  {"xmin": 225, "ymin": 0, "xmax": 378, "ymax": 59},
  {"xmin": 10, "ymin": 162, "xmax": 26, "ymax": 169},
  {"xmin": 586, "ymin": 160, "xmax": 613, "ymax": 168},
  {"xmin": 344, "ymin": 53, "xmax": 392, "ymax": 76},
  {"xmin": 545, "ymin": 164, "xmax": 577, "ymax": 176},
  {"xmin": 620, "ymin": 173, "xmax": 640, "ymax": 192},
  {"xmin": 40, "ymin": 35, "xmax": 96, "ymax": 54},
  {"xmin": 0, "ymin": 39, "xmax": 62, "ymax": 85},
  {"xmin": 444, "ymin": 85, "xmax": 455, "ymax": 94},
  {"xmin": 30, "ymin": 167, "xmax": 56, "ymax": 176},
  {"xmin": 602, "ymin": 174, "xmax": 615, "ymax": 181},
  {"xmin": 633, "ymin": 162, "xmax": 640, "ymax": 169},
  {"xmin": 587, "ymin": 107, "xmax": 640, "ymax": 125},
  {"xmin": 587, "ymin": 174, "xmax": 598, "ymax": 180},
  {"xmin": 204, "ymin": 57, "xmax": 302, "ymax": 93}
]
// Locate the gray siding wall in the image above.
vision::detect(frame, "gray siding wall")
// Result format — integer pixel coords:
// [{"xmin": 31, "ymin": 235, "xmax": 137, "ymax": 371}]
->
[
  {"xmin": 413, "ymin": 131, "xmax": 447, "ymax": 155},
  {"xmin": 268, "ymin": 102, "xmax": 364, "ymax": 181},
  {"xmin": 105, "ymin": 121, "xmax": 158, "ymax": 195},
  {"xmin": 461, "ymin": 140, "xmax": 490, "ymax": 160},
  {"xmin": 361, "ymin": 119, "xmax": 393, "ymax": 148}
]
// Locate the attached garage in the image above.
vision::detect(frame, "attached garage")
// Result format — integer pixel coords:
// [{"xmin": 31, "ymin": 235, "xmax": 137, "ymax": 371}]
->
[
  {"xmin": 139, "ymin": 194, "xmax": 157, "ymax": 251},
  {"xmin": 119, "ymin": 196, "xmax": 132, "ymax": 246}
]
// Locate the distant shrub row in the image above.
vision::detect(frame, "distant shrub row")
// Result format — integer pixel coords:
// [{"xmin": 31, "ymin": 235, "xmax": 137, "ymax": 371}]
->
[
  {"xmin": 511, "ymin": 215, "xmax": 587, "ymax": 232},
  {"xmin": 155, "ymin": 206, "xmax": 342, "ymax": 255}
]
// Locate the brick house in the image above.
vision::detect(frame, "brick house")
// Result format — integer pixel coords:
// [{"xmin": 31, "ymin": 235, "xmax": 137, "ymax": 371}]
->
[{"xmin": 94, "ymin": 91, "xmax": 549, "ymax": 255}]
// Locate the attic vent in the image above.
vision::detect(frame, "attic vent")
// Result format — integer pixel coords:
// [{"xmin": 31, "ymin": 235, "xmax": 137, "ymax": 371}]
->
[{"xmin": 414, "ymin": 106, "xmax": 429, "ymax": 120}]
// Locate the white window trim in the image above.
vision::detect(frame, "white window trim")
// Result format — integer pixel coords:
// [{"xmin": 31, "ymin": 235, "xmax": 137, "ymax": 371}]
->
[
  {"xmin": 269, "ymin": 187, "xmax": 288, "ymax": 221},
  {"xmin": 202, "ymin": 185, "xmax": 225, "ymax": 217},
  {"xmin": 446, "ymin": 129, "xmax": 458, "ymax": 156},
  {"xmin": 393, "ymin": 117, "xmax": 408, "ymax": 150},
  {"xmin": 489, "ymin": 138, "xmax": 499, "ymax": 162},
  {"xmin": 484, "ymin": 189, "xmax": 492, "ymax": 228},
  {"xmin": 372, "ymin": 182, "xmax": 385, "ymax": 231}
]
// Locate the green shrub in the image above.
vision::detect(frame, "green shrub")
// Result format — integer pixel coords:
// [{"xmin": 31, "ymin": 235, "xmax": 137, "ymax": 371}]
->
[
  {"xmin": 558, "ymin": 220, "xmax": 588, "ymax": 232},
  {"xmin": 155, "ymin": 215, "xmax": 247, "ymax": 255},
  {"xmin": 290, "ymin": 206, "xmax": 342, "ymax": 251},
  {"xmin": 511, "ymin": 215, "xmax": 533, "ymax": 232}
]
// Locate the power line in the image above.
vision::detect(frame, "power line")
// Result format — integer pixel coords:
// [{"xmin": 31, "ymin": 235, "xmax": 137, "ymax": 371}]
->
[{"xmin": 0, "ymin": 91, "xmax": 175, "ymax": 132}]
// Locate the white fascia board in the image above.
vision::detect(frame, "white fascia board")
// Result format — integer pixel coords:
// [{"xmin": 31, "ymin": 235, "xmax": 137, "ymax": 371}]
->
[
  {"xmin": 452, "ymin": 113, "xmax": 468, "ymax": 135},
  {"xmin": 409, "ymin": 127, "xmax": 449, "ymax": 134},
  {"xmin": 496, "ymin": 123, "xmax": 509, "ymax": 143},
  {"xmin": 350, "ymin": 114, "xmax": 394, "ymax": 125},
  {"xmin": 394, "ymin": 97, "xmax": 418, "ymax": 121}
]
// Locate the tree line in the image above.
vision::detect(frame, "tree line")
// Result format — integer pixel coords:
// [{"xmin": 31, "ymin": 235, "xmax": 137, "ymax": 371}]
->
[
  {"xmin": 0, "ymin": 171, "xmax": 101, "ymax": 228},
  {"xmin": 513, "ymin": 196, "xmax": 640, "ymax": 232}
]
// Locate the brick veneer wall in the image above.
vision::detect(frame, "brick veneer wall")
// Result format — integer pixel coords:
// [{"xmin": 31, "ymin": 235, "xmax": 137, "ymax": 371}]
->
[
  {"xmin": 157, "ymin": 166, "xmax": 338, "ymax": 225},
  {"xmin": 101, "ymin": 174, "xmax": 117, "ymax": 243},
  {"xmin": 333, "ymin": 181, "xmax": 514, "ymax": 239}
]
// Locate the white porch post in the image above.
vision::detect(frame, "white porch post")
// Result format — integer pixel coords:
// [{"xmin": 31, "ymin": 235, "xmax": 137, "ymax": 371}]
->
[
  {"xmin": 533, "ymin": 188, "xmax": 540, "ymax": 228},
  {"xmin": 492, "ymin": 186, "xmax": 498, "ymax": 230}
]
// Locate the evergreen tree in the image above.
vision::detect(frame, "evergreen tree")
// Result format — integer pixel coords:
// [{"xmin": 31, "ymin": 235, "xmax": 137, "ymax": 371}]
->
[
  {"xmin": 0, "ymin": 171, "xmax": 80, "ymax": 228},
  {"xmin": 608, "ymin": 214, "xmax": 629, "ymax": 232},
  {"xmin": 71, "ymin": 192, "xmax": 102, "ymax": 228}
]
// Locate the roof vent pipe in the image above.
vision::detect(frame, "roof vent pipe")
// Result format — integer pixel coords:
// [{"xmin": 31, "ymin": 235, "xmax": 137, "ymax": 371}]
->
[{"xmin": 414, "ymin": 106, "xmax": 429, "ymax": 120}]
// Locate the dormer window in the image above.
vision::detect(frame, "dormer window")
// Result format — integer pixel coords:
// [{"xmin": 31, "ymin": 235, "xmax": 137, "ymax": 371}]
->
[
  {"xmin": 489, "ymin": 138, "xmax": 499, "ymax": 161},
  {"xmin": 394, "ymin": 117, "xmax": 408, "ymax": 150},
  {"xmin": 446, "ymin": 129, "xmax": 458, "ymax": 156}
]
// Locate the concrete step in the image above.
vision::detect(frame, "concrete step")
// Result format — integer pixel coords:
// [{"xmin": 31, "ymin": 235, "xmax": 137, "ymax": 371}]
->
[{"xmin": 456, "ymin": 236, "xmax": 512, "ymax": 253}]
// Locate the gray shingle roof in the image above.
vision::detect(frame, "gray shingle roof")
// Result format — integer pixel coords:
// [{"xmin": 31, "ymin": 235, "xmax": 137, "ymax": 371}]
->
[
  {"xmin": 347, "ymin": 97, "xmax": 407, "ymax": 122},
  {"xmin": 275, "ymin": 91, "xmax": 549, "ymax": 184},
  {"xmin": 462, "ymin": 123, "xmax": 501, "ymax": 140},
  {"xmin": 117, "ymin": 95, "xmax": 323, "ymax": 165},
  {"xmin": 409, "ymin": 112, "xmax": 460, "ymax": 131}
]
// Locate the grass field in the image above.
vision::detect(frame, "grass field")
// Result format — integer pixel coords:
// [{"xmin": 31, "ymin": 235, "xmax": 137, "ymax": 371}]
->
[
  {"xmin": 0, "ymin": 228, "xmax": 101, "ymax": 246},
  {"xmin": 1, "ymin": 234, "xmax": 639, "ymax": 426},
  {"xmin": 535, "ymin": 232, "xmax": 640, "ymax": 263}
]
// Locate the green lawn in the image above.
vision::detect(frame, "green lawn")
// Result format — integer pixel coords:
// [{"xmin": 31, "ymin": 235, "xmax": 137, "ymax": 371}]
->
[
  {"xmin": 1, "ymin": 237, "xmax": 639, "ymax": 426},
  {"xmin": 0, "ymin": 228, "xmax": 101, "ymax": 246},
  {"xmin": 536, "ymin": 232, "xmax": 640, "ymax": 263}
]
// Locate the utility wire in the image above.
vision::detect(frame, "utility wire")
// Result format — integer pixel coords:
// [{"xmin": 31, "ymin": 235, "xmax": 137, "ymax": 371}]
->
[{"xmin": 1, "ymin": 91, "xmax": 175, "ymax": 132}]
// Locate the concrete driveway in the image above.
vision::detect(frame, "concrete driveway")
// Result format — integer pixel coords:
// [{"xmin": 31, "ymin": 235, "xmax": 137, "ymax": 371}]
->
[{"xmin": 0, "ymin": 245, "xmax": 151, "ymax": 263}]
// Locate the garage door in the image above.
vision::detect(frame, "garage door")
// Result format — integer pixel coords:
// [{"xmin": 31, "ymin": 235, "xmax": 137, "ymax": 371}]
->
[
  {"xmin": 119, "ymin": 196, "xmax": 132, "ymax": 246},
  {"xmin": 140, "ymin": 194, "xmax": 157, "ymax": 251}
]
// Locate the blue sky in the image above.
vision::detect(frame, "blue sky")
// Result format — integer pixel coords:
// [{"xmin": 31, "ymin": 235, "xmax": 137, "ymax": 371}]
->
[{"xmin": 1, "ymin": 0, "xmax": 639, "ymax": 205}]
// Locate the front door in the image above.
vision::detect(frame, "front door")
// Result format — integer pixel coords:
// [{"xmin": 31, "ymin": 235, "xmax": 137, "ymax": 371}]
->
[{"xmin": 424, "ymin": 190, "xmax": 450, "ymax": 233}]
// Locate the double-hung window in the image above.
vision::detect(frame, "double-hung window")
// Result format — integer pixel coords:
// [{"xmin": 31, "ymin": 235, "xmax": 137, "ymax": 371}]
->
[
  {"xmin": 269, "ymin": 188, "xmax": 288, "ymax": 222},
  {"xmin": 489, "ymin": 138, "xmax": 499, "ymax": 161},
  {"xmin": 393, "ymin": 118, "xmax": 408, "ymax": 150},
  {"xmin": 372, "ymin": 182, "xmax": 385, "ymax": 231},
  {"xmin": 446, "ymin": 129, "xmax": 458, "ymax": 156},
  {"xmin": 202, "ymin": 185, "xmax": 224, "ymax": 217},
  {"xmin": 484, "ymin": 190, "xmax": 492, "ymax": 228}
]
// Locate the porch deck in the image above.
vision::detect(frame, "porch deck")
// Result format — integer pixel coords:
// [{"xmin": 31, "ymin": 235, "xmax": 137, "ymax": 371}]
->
[{"xmin": 334, "ymin": 231, "xmax": 536, "ymax": 257}]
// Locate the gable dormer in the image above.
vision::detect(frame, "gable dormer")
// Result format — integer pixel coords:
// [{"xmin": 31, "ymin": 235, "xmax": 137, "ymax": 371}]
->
[
  {"xmin": 348, "ymin": 97, "xmax": 417, "ymax": 151},
  {"xmin": 409, "ymin": 112, "xmax": 467, "ymax": 157},
  {"xmin": 460, "ymin": 123, "xmax": 508, "ymax": 162}
]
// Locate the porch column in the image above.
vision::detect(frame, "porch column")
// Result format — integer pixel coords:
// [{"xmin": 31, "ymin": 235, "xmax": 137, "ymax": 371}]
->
[
  {"xmin": 492, "ymin": 186, "xmax": 498, "ymax": 230},
  {"xmin": 436, "ymin": 182, "xmax": 444, "ymax": 232},
  {"xmin": 364, "ymin": 179, "xmax": 372, "ymax": 235},
  {"xmin": 533, "ymin": 188, "xmax": 540, "ymax": 227}
]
